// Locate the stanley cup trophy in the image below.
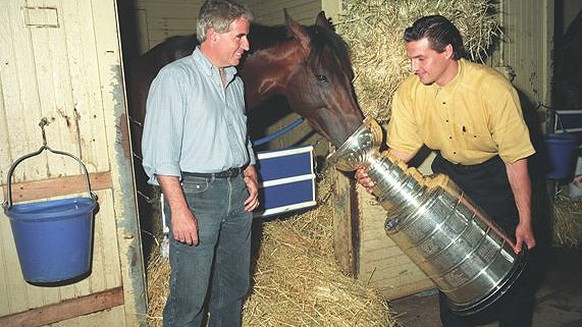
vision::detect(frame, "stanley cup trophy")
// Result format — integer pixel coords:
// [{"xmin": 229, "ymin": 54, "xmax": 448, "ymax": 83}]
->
[{"xmin": 328, "ymin": 117, "xmax": 528, "ymax": 315}]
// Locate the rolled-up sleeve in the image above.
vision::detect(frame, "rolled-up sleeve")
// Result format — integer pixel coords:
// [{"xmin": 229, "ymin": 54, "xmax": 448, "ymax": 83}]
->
[{"xmin": 141, "ymin": 66, "xmax": 186, "ymax": 185}]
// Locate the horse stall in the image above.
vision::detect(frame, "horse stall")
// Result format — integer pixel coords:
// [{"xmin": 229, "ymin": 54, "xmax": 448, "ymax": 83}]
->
[
  {"xmin": 0, "ymin": 0, "xmax": 146, "ymax": 326},
  {"xmin": 117, "ymin": 0, "xmax": 561, "ymax": 325}
]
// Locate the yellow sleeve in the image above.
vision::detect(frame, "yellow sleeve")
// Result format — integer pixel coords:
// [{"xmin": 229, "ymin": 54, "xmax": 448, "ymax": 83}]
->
[
  {"xmin": 387, "ymin": 78, "xmax": 424, "ymax": 156},
  {"xmin": 489, "ymin": 87, "xmax": 536, "ymax": 163}
]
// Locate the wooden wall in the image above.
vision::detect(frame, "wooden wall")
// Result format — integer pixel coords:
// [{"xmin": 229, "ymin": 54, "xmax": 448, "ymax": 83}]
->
[
  {"xmin": 0, "ymin": 0, "xmax": 146, "ymax": 325},
  {"xmin": 117, "ymin": 0, "xmax": 202, "ymax": 56},
  {"xmin": 494, "ymin": 0, "xmax": 554, "ymax": 113},
  {"xmin": 244, "ymin": 0, "xmax": 323, "ymax": 25}
]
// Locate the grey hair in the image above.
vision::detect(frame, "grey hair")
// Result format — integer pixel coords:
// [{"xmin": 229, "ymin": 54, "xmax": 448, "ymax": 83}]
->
[{"xmin": 196, "ymin": 0, "xmax": 253, "ymax": 43}]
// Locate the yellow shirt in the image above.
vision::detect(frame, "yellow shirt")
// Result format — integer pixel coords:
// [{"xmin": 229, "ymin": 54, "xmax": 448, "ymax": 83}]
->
[{"xmin": 387, "ymin": 59, "xmax": 535, "ymax": 165}]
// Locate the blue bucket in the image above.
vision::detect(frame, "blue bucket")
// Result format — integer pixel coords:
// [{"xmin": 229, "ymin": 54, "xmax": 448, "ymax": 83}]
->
[
  {"xmin": 3, "ymin": 145, "xmax": 97, "ymax": 284},
  {"xmin": 5, "ymin": 197, "xmax": 96, "ymax": 283},
  {"xmin": 544, "ymin": 133, "xmax": 579, "ymax": 180}
]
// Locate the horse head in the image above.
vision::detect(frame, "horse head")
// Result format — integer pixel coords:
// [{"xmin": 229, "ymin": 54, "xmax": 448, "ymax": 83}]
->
[{"xmin": 240, "ymin": 12, "xmax": 364, "ymax": 147}]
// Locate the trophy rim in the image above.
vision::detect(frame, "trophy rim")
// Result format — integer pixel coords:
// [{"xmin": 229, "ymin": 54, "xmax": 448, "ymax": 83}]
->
[{"xmin": 327, "ymin": 117, "xmax": 383, "ymax": 169}]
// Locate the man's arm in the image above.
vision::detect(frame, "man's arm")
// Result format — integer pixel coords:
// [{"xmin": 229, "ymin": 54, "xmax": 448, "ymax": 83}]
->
[
  {"xmin": 505, "ymin": 158, "xmax": 536, "ymax": 253},
  {"xmin": 157, "ymin": 175, "xmax": 199, "ymax": 246}
]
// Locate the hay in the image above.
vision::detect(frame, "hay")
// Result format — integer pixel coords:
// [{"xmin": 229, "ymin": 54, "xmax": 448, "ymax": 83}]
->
[
  {"xmin": 552, "ymin": 192, "xmax": 582, "ymax": 248},
  {"xmin": 336, "ymin": 0, "xmax": 501, "ymax": 122},
  {"xmin": 146, "ymin": 173, "xmax": 398, "ymax": 326}
]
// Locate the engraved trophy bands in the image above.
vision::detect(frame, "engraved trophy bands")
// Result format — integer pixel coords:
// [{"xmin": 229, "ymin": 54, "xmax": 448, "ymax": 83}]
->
[{"xmin": 327, "ymin": 117, "xmax": 528, "ymax": 315}]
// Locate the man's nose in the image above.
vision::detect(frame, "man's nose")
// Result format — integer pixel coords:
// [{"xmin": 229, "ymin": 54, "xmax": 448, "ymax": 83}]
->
[{"xmin": 410, "ymin": 60, "xmax": 418, "ymax": 73}]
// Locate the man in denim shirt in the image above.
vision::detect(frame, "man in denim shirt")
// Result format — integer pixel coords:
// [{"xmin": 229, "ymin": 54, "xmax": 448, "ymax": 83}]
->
[{"xmin": 142, "ymin": 1, "xmax": 258, "ymax": 325}]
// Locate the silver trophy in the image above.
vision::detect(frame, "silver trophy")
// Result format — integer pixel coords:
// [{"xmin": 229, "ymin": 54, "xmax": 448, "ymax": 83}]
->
[{"xmin": 328, "ymin": 117, "xmax": 528, "ymax": 315}]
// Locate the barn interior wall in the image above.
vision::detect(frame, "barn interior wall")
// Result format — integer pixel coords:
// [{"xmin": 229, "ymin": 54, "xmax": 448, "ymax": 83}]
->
[{"xmin": 488, "ymin": 0, "xmax": 553, "ymax": 129}]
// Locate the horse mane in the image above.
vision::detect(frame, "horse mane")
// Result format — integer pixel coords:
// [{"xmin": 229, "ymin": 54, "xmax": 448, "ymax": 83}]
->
[{"xmin": 307, "ymin": 24, "xmax": 352, "ymax": 72}]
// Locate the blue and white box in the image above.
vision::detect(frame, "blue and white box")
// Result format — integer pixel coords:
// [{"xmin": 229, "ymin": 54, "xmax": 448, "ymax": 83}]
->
[{"xmin": 254, "ymin": 145, "xmax": 317, "ymax": 218}]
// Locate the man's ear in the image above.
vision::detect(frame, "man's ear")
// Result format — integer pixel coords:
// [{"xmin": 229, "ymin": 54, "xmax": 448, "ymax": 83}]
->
[
  {"xmin": 207, "ymin": 28, "xmax": 218, "ymax": 43},
  {"xmin": 445, "ymin": 44, "xmax": 454, "ymax": 59}
]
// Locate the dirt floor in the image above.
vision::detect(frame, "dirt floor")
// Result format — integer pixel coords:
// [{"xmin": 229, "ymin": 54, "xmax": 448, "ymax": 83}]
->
[{"xmin": 389, "ymin": 246, "xmax": 582, "ymax": 326}]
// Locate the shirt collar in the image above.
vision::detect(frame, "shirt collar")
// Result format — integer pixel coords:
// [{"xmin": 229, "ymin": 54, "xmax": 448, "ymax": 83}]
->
[
  {"xmin": 431, "ymin": 58, "xmax": 465, "ymax": 93},
  {"xmin": 192, "ymin": 46, "xmax": 238, "ymax": 83}
]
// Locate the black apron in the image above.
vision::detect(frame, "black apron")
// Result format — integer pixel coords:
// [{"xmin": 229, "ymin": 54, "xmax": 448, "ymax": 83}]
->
[{"xmin": 431, "ymin": 153, "xmax": 518, "ymax": 235}]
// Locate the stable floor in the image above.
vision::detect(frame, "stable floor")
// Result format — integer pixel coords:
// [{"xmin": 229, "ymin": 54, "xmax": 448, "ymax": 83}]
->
[{"xmin": 390, "ymin": 246, "xmax": 582, "ymax": 327}]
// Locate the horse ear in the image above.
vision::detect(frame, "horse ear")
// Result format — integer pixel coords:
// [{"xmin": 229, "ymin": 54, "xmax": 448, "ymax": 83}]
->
[
  {"xmin": 284, "ymin": 9, "xmax": 311, "ymax": 50},
  {"xmin": 315, "ymin": 11, "xmax": 333, "ymax": 30}
]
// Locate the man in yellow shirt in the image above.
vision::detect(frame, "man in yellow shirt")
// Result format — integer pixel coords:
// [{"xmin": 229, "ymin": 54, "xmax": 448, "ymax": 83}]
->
[{"xmin": 357, "ymin": 15, "xmax": 536, "ymax": 326}]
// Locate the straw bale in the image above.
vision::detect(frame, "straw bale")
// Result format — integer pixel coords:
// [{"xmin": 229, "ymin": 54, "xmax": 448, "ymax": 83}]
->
[
  {"xmin": 336, "ymin": 0, "xmax": 501, "ymax": 122},
  {"xmin": 552, "ymin": 192, "xmax": 582, "ymax": 248},
  {"xmin": 145, "ymin": 173, "xmax": 399, "ymax": 326}
]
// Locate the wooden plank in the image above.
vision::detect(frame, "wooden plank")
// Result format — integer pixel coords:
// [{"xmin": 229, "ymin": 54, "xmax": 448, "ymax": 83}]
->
[
  {"xmin": 0, "ymin": 0, "xmax": 46, "ymax": 180},
  {"xmin": 151, "ymin": 17, "xmax": 196, "ymax": 31},
  {"xmin": 258, "ymin": 2, "xmax": 321, "ymax": 25},
  {"xmin": 321, "ymin": 0, "xmax": 340, "ymax": 21},
  {"xmin": 1, "ymin": 171, "xmax": 111, "ymax": 203},
  {"xmin": 356, "ymin": 185, "xmax": 434, "ymax": 300},
  {"xmin": 94, "ymin": 0, "xmax": 148, "ymax": 323},
  {"xmin": 148, "ymin": 28, "xmax": 196, "ymax": 45},
  {"xmin": 26, "ymin": 0, "xmax": 83, "ymax": 178},
  {"xmin": 0, "ymin": 287, "xmax": 124, "ymax": 327},
  {"xmin": 59, "ymin": 0, "xmax": 111, "ymax": 173},
  {"xmin": 331, "ymin": 168, "xmax": 357, "ymax": 276},
  {"xmin": 92, "ymin": 191, "xmax": 123, "ymax": 289},
  {"xmin": 139, "ymin": 1, "xmax": 200, "ymax": 19},
  {"xmin": 50, "ymin": 305, "xmax": 126, "ymax": 327}
]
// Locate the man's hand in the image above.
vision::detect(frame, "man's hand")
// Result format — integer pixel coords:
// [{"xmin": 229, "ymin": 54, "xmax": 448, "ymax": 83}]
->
[
  {"xmin": 355, "ymin": 149, "xmax": 412, "ymax": 194},
  {"xmin": 514, "ymin": 220, "xmax": 536, "ymax": 254},
  {"xmin": 157, "ymin": 175, "xmax": 200, "ymax": 246},
  {"xmin": 355, "ymin": 167, "xmax": 375, "ymax": 193},
  {"xmin": 171, "ymin": 207, "xmax": 199, "ymax": 246},
  {"xmin": 243, "ymin": 165, "xmax": 260, "ymax": 212}
]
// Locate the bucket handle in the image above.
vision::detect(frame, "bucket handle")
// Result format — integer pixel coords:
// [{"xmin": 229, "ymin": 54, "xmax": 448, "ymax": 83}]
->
[
  {"xmin": 554, "ymin": 111, "xmax": 570, "ymax": 134},
  {"xmin": 3, "ymin": 145, "xmax": 95, "ymax": 209}
]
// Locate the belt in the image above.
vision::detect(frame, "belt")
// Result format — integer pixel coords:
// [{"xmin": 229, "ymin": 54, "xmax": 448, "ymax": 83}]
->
[
  {"xmin": 450, "ymin": 156, "xmax": 501, "ymax": 171},
  {"xmin": 436, "ymin": 153, "xmax": 502, "ymax": 173},
  {"xmin": 183, "ymin": 167, "xmax": 242, "ymax": 179}
]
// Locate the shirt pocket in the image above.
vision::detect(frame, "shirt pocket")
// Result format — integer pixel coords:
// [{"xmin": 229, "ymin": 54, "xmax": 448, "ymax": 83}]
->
[{"xmin": 455, "ymin": 123, "xmax": 490, "ymax": 151}]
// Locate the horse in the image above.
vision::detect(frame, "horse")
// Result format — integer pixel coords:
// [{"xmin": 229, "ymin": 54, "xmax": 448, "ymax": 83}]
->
[{"xmin": 125, "ymin": 11, "xmax": 364, "ymax": 254}]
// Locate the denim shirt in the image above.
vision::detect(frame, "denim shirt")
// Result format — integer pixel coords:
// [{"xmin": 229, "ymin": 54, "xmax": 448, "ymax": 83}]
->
[{"xmin": 142, "ymin": 47, "xmax": 255, "ymax": 185}]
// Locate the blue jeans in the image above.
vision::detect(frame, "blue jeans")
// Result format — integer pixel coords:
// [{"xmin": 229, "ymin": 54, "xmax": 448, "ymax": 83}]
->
[{"xmin": 163, "ymin": 174, "xmax": 252, "ymax": 327}]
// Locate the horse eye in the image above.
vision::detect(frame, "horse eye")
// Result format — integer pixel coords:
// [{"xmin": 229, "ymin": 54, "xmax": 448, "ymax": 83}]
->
[{"xmin": 316, "ymin": 74, "xmax": 330, "ymax": 84}]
